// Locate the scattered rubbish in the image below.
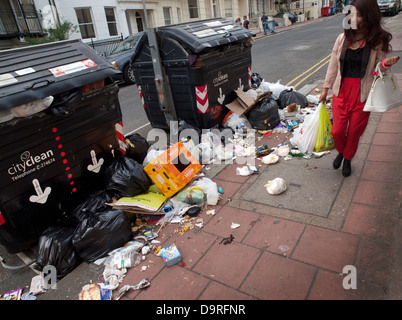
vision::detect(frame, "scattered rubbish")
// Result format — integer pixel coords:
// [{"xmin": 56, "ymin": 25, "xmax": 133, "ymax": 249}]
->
[
  {"xmin": 231, "ymin": 222, "xmax": 241, "ymax": 229},
  {"xmin": 176, "ymin": 186, "xmax": 205, "ymax": 204},
  {"xmin": 1, "ymin": 288, "xmax": 23, "ymax": 300},
  {"xmin": 160, "ymin": 244, "xmax": 183, "ymax": 267},
  {"xmin": 236, "ymin": 165, "xmax": 258, "ymax": 176},
  {"xmin": 111, "ymin": 185, "xmax": 168, "ymax": 215},
  {"xmin": 186, "ymin": 206, "xmax": 201, "ymax": 218},
  {"xmin": 276, "ymin": 145, "xmax": 290, "ymax": 157},
  {"xmin": 115, "ymin": 278, "xmax": 151, "ymax": 300},
  {"xmin": 21, "ymin": 292, "xmax": 37, "ymax": 300},
  {"xmin": 218, "ymin": 187, "xmax": 224, "ymax": 194},
  {"xmin": 220, "ymin": 234, "xmax": 234, "ymax": 245},
  {"xmin": 261, "ymin": 153, "xmax": 279, "ymax": 164},
  {"xmin": 289, "ymin": 149, "xmax": 305, "ymax": 157},
  {"xmin": 236, "ymin": 166, "xmax": 252, "ymax": 176},
  {"xmin": 313, "ymin": 151, "xmax": 331, "ymax": 158},
  {"xmin": 79, "ymin": 283, "xmax": 112, "ymax": 300},
  {"xmin": 206, "ymin": 209, "xmax": 216, "ymax": 216},
  {"xmin": 29, "ymin": 274, "xmax": 47, "ymax": 296},
  {"xmin": 192, "ymin": 177, "xmax": 219, "ymax": 205},
  {"xmin": 144, "ymin": 141, "xmax": 202, "ymax": 197},
  {"xmin": 264, "ymin": 178, "xmax": 287, "ymax": 195}
]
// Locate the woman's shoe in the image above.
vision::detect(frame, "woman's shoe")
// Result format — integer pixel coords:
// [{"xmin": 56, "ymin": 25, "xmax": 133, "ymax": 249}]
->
[
  {"xmin": 333, "ymin": 153, "xmax": 343, "ymax": 169},
  {"xmin": 342, "ymin": 159, "xmax": 351, "ymax": 177}
]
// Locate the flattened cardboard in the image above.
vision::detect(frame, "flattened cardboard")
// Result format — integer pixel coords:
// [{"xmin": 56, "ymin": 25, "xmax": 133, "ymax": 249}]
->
[{"xmin": 226, "ymin": 90, "xmax": 272, "ymax": 115}]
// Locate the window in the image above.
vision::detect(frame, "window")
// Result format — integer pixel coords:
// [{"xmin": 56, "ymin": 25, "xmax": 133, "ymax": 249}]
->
[
  {"xmin": 163, "ymin": 7, "xmax": 171, "ymax": 25},
  {"xmin": 224, "ymin": 0, "xmax": 232, "ymax": 18},
  {"xmin": 105, "ymin": 7, "xmax": 118, "ymax": 36},
  {"xmin": 75, "ymin": 8, "xmax": 95, "ymax": 39},
  {"xmin": 188, "ymin": 0, "xmax": 198, "ymax": 19},
  {"xmin": 177, "ymin": 8, "xmax": 182, "ymax": 23},
  {"xmin": 212, "ymin": 0, "xmax": 218, "ymax": 17}
]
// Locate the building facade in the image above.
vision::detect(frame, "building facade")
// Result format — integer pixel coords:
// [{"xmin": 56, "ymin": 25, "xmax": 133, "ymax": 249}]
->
[{"xmin": 1, "ymin": 0, "xmax": 336, "ymax": 48}]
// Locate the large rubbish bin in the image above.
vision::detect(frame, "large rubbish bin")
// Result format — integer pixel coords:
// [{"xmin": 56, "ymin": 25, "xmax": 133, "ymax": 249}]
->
[
  {"xmin": 131, "ymin": 18, "xmax": 255, "ymax": 130},
  {"xmin": 321, "ymin": 6, "xmax": 331, "ymax": 16},
  {"xmin": 0, "ymin": 40, "xmax": 125, "ymax": 253}
]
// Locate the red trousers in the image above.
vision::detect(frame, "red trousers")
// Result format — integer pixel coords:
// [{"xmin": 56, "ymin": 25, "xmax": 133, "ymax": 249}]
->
[{"xmin": 332, "ymin": 77, "xmax": 370, "ymax": 160}]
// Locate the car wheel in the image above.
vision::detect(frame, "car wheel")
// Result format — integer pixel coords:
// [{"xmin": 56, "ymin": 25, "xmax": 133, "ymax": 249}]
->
[{"xmin": 123, "ymin": 64, "xmax": 136, "ymax": 85}]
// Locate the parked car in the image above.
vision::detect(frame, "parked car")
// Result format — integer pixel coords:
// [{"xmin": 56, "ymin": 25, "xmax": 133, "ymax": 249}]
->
[
  {"xmin": 107, "ymin": 32, "xmax": 144, "ymax": 84},
  {"xmin": 377, "ymin": 0, "xmax": 401, "ymax": 15},
  {"xmin": 273, "ymin": 12, "xmax": 298, "ymax": 24}
]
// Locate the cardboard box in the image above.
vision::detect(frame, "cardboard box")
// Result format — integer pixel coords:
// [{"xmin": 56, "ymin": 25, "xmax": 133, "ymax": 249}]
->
[
  {"xmin": 144, "ymin": 142, "xmax": 202, "ymax": 198},
  {"xmin": 226, "ymin": 90, "xmax": 272, "ymax": 115},
  {"xmin": 160, "ymin": 244, "xmax": 182, "ymax": 267}
]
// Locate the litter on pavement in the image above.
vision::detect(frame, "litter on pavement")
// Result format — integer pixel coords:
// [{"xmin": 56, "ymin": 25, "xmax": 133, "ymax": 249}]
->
[{"xmin": 1, "ymin": 70, "xmax": 337, "ymax": 301}]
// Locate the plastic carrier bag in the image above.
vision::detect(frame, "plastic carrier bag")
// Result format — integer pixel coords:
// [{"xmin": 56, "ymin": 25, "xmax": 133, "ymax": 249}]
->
[
  {"xmin": 314, "ymin": 103, "xmax": 335, "ymax": 152},
  {"xmin": 290, "ymin": 103, "xmax": 322, "ymax": 154}
]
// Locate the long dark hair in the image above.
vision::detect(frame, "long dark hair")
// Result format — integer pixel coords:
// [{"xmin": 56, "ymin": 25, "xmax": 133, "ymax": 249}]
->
[{"xmin": 344, "ymin": 0, "xmax": 392, "ymax": 53}]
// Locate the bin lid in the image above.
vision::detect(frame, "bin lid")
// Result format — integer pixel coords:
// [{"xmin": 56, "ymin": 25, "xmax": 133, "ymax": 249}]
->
[
  {"xmin": 0, "ymin": 39, "xmax": 120, "ymax": 109},
  {"xmin": 137, "ymin": 18, "xmax": 255, "ymax": 55}
]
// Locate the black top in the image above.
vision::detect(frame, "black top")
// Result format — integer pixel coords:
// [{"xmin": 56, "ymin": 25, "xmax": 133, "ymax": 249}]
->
[{"xmin": 342, "ymin": 47, "xmax": 365, "ymax": 78}]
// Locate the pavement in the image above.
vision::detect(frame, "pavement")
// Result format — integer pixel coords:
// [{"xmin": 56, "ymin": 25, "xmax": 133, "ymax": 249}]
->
[{"xmin": 1, "ymin": 13, "xmax": 401, "ymax": 304}]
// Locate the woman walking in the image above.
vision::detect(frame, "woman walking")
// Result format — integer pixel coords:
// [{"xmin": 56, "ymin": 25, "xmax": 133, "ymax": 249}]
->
[{"xmin": 320, "ymin": 0, "xmax": 400, "ymax": 177}]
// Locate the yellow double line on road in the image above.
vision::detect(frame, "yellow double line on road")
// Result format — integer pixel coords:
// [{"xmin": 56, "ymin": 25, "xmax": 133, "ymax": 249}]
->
[{"xmin": 286, "ymin": 53, "xmax": 332, "ymax": 89}]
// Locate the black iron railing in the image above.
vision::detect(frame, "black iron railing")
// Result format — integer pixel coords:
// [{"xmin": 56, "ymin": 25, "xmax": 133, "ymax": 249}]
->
[{"xmin": 84, "ymin": 34, "xmax": 124, "ymax": 57}]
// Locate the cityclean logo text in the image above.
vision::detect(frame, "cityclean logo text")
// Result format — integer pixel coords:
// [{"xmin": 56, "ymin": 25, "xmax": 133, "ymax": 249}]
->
[{"xmin": 8, "ymin": 150, "xmax": 55, "ymax": 181}]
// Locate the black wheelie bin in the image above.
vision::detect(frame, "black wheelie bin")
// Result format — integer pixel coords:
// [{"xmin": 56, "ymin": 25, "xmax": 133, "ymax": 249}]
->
[
  {"xmin": 0, "ymin": 40, "xmax": 125, "ymax": 253},
  {"xmin": 131, "ymin": 18, "xmax": 255, "ymax": 130}
]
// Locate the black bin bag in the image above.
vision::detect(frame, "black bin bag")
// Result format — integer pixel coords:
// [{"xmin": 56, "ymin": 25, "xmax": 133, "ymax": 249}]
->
[
  {"xmin": 278, "ymin": 88, "xmax": 308, "ymax": 109},
  {"xmin": 104, "ymin": 156, "xmax": 151, "ymax": 198},
  {"xmin": 125, "ymin": 133, "xmax": 151, "ymax": 164},
  {"xmin": 36, "ymin": 226, "xmax": 82, "ymax": 280},
  {"xmin": 247, "ymin": 98, "xmax": 281, "ymax": 130},
  {"xmin": 71, "ymin": 208, "xmax": 132, "ymax": 263},
  {"xmin": 69, "ymin": 190, "xmax": 114, "ymax": 226}
]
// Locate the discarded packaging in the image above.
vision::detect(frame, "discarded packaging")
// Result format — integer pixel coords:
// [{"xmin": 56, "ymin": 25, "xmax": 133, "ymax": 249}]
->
[
  {"xmin": 231, "ymin": 222, "xmax": 241, "ymax": 229},
  {"xmin": 236, "ymin": 165, "xmax": 258, "ymax": 176},
  {"xmin": 115, "ymin": 278, "xmax": 151, "ymax": 300},
  {"xmin": 79, "ymin": 283, "xmax": 112, "ymax": 300},
  {"xmin": 261, "ymin": 154, "xmax": 279, "ymax": 164},
  {"xmin": 102, "ymin": 265, "xmax": 127, "ymax": 291},
  {"xmin": 1, "ymin": 288, "xmax": 23, "ymax": 300},
  {"xmin": 144, "ymin": 142, "xmax": 202, "ymax": 198},
  {"xmin": 160, "ymin": 244, "xmax": 183, "ymax": 267},
  {"xmin": 176, "ymin": 186, "xmax": 205, "ymax": 204},
  {"xmin": 264, "ymin": 178, "xmax": 287, "ymax": 195},
  {"xmin": 30, "ymin": 274, "xmax": 47, "ymax": 295},
  {"xmin": 276, "ymin": 145, "xmax": 290, "ymax": 157}
]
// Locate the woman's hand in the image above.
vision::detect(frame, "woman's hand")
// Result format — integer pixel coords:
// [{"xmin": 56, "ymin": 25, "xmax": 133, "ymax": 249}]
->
[
  {"xmin": 384, "ymin": 56, "xmax": 400, "ymax": 67},
  {"xmin": 319, "ymin": 88, "xmax": 329, "ymax": 102}
]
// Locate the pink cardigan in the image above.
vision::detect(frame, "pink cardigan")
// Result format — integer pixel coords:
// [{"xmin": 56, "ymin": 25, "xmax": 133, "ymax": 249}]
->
[{"xmin": 323, "ymin": 33, "xmax": 387, "ymax": 102}]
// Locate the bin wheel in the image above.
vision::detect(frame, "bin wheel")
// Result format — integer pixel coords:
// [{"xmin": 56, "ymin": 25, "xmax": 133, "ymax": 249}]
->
[{"xmin": 123, "ymin": 64, "xmax": 136, "ymax": 85}]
